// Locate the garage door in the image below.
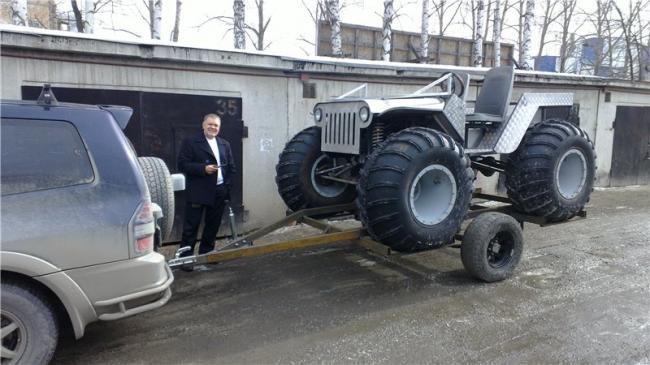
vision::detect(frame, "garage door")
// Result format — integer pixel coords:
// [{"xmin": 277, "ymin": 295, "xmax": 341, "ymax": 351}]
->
[{"xmin": 22, "ymin": 86, "xmax": 244, "ymax": 243}]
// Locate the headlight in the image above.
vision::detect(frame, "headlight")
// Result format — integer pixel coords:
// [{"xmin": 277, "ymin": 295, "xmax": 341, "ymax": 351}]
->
[
  {"xmin": 314, "ymin": 108, "xmax": 323, "ymax": 122},
  {"xmin": 359, "ymin": 106, "xmax": 370, "ymax": 122}
]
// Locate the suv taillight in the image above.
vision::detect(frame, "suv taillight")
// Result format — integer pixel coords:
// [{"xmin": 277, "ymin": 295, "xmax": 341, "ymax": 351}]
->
[{"xmin": 133, "ymin": 199, "xmax": 155, "ymax": 255}]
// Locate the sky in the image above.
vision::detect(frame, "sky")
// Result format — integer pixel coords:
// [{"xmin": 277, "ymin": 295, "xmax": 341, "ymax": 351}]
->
[{"xmin": 55, "ymin": 0, "xmax": 648, "ymax": 59}]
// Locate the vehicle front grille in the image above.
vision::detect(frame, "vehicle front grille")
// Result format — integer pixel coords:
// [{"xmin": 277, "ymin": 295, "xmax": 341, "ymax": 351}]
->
[{"xmin": 322, "ymin": 111, "xmax": 360, "ymax": 154}]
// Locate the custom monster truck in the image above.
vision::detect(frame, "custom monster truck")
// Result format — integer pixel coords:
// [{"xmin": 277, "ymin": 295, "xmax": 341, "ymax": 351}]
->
[{"xmin": 276, "ymin": 66, "xmax": 596, "ymax": 252}]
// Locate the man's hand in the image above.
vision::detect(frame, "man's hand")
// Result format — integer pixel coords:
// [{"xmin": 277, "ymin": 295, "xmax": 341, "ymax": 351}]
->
[{"xmin": 204, "ymin": 164, "xmax": 218, "ymax": 175}]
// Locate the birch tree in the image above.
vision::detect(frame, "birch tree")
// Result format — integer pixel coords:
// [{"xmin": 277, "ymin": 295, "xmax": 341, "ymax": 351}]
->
[
  {"xmin": 11, "ymin": 0, "xmax": 27, "ymax": 26},
  {"xmin": 233, "ymin": 0, "xmax": 246, "ymax": 49},
  {"xmin": 70, "ymin": 0, "xmax": 112, "ymax": 33},
  {"xmin": 493, "ymin": 0, "xmax": 501, "ymax": 66},
  {"xmin": 149, "ymin": 0, "xmax": 162, "ymax": 39},
  {"xmin": 382, "ymin": 0, "xmax": 395, "ymax": 61},
  {"xmin": 170, "ymin": 0, "xmax": 182, "ymax": 42},
  {"xmin": 420, "ymin": 0, "xmax": 430, "ymax": 62},
  {"xmin": 472, "ymin": 0, "xmax": 485, "ymax": 66},
  {"xmin": 520, "ymin": 0, "xmax": 535, "ymax": 69},
  {"xmin": 326, "ymin": 0, "xmax": 342, "ymax": 56}
]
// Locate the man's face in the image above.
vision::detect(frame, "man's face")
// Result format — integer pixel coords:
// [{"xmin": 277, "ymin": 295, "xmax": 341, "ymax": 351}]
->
[{"xmin": 202, "ymin": 117, "xmax": 221, "ymax": 139}]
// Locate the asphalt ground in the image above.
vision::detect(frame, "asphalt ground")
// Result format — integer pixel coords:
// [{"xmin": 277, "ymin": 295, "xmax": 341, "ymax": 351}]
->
[{"xmin": 53, "ymin": 186, "xmax": 650, "ymax": 364}]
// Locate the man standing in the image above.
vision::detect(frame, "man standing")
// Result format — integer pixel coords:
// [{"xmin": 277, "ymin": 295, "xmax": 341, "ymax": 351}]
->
[{"xmin": 177, "ymin": 113, "xmax": 236, "ymax": 267}]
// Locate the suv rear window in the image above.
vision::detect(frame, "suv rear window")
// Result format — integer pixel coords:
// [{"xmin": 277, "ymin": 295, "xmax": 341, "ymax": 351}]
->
[{"xmin": 1, "ymin": 118, "xmax": 94, "ymax": 195}]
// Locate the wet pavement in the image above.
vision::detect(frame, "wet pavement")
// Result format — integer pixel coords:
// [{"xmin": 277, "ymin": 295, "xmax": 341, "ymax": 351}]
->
[{"xmin": 53, "ymin": 186, "xmax": 650, "ymax": 364}]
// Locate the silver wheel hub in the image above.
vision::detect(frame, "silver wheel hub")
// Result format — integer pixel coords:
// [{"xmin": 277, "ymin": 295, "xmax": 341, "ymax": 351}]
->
[
  {"xmin": 310, "ymin": 154, "xmax": 347, "ymax": 198},
  {"xmin": 1, "ymin": 311, "xmax": 26, "ymax": 365},
  {"xmin": 556, "ymin": 148, "xmax": 587, "ymax": 199},
  {"xmin": 409, "ymin": 164, "xmax": 457, "ymax": 225}
]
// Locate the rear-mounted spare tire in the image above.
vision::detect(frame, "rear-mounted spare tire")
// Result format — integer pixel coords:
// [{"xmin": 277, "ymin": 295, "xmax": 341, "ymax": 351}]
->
[{"xmin": 138, "ymin": 157, "xmax": 175, "ymax": 241}]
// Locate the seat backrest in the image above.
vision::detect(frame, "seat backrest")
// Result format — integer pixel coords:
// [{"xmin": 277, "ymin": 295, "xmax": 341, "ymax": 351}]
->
[{"xmin": 474, "ymin": 66, "xmax": 515, "ymax": 118}]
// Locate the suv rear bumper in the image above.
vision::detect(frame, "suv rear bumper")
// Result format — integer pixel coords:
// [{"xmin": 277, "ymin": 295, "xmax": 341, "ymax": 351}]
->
[
  {"xmin": 65, "ymin": 252, "xmax": 174, "ymax": 322},
  {"xmin": 95, "ymin": 263, "xmax": 173, "ymax": 321}
]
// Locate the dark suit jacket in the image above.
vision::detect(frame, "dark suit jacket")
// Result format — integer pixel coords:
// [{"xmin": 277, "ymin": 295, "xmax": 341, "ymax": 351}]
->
[{"xmin": 177, "ymin": 133, "xmax": 236, "ymax": 206}]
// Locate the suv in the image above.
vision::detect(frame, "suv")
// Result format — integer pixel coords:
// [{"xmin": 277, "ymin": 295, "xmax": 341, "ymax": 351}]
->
[{"xmin": 1, "ymin": 87, "xmax": 175, "ymax": 364}]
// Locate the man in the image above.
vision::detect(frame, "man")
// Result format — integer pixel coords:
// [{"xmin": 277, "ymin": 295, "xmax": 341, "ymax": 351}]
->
[{"xmin": 177, "ymin": 113, "xmax": 236, "ymax": 268}]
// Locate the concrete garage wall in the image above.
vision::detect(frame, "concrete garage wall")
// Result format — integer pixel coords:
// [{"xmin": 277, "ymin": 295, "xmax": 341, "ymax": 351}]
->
[{"xmin": 2, "ymin": 27, "xmax": 649, "ymax": 228}]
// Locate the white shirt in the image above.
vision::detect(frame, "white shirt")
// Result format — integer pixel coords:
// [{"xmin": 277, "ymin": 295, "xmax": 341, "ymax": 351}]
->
[{"xmin": 206, "ymin": 137, "xmax": 224, "ymax": 185}]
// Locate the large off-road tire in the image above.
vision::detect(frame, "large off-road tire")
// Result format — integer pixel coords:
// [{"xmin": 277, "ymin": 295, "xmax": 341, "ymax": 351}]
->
[
  {"xmin": 276, "ymin": 127, "xmax": 356, "ymax": 211},
  {"xmin": 358, "ymin": 127, "xmax": 474, "ymax": 252},
  {"xmin": 461, "ymin": 212, "xmax": 524, "ymax": 282},
  {"xmin": 138, "ymin": 157, "xmax": 175, "ymax": 240},
  {"xmin": 1, "ymin": 280, "xmax": 59, "ymax": 365},
  {"xmin": 505, "ymin": 119, "xmax": 596, "ymax": 222}
]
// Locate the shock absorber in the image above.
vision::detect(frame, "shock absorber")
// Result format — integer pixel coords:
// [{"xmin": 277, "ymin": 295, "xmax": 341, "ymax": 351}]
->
[{"xmin": 371, "ymin": 121, "xmax": 385, "ymax": 149}]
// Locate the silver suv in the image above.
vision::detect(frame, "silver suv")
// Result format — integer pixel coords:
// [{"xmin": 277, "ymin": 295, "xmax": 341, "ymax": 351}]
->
[{"xmin": 1, "ymin": 89, "xmax": 175, "ymax": 364}]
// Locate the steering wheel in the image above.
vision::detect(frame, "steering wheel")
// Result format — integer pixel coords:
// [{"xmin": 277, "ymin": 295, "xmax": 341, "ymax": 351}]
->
[{"xmin": 439, "ymin": 72, "xmax": 466, "ymax": 98}]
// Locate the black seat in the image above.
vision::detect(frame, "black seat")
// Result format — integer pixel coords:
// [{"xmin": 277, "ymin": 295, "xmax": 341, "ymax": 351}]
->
[{"xmin": 466, "ymin": 66, "xmax": 515, "ymax": 124}]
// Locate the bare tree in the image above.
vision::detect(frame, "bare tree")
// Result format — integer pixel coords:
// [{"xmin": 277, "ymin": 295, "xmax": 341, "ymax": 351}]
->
[
  {"xmin": 170, "ymin": 0, "xmax": 182, "ymax": 42},
  {"xmin": 200, "ymin": 0, "xmax": 271, "ymax": 50},
  {"xmin": 612, "ymin": 0, "xmax": 645, "ymax": 80},
  {"xmin": 473, "ymin": 0, "xmax": 485, "ymax": 66},
  {"xmin": 493, "ymin": 0, "xmax": 501, "ymax": 66},
  {"xmin": 483, "ymin": 0, "xmax": 491, "ymax": 41},
  {"xmin": 382, "ymin": 0, "xmax": 395, "ymax": 61},
  {"xmin": 420, "ymin": 0, "xmax": 430, "ymax": 62},
  {"xmin": 432, "ymin": 0, "xmax": 463, "ymax": 36},
  {"xmin": 520, "ymin": 0, "xmax": 534, "ymax": 69},
  {"xmin": 246, "ymin": 0, "xmax": 272, "ymax": 50},
  {"xmin": 325, "ymin": 0, "xmax": 343, "ymax": 56},
  {"xmin": 580, "ymin": 0, "xmax": 613, "ymax": 76},
  {"xmin": 11, "ymin": 0, "xmax": 27, "ymax": 26},
  {"xmin": 536, "ymin": 0, "xmax": 564, "ymax": 59},
  {"xmin": 71, "ymin": 0, "xmax": 85, "ymax": 31},
  {"xmin": 233, "ymin": 0, "xmax": 246, "ymax": 49},
  {"xmin": 557, "ymin": 0, "xmax": 578, "ymax": 72}
]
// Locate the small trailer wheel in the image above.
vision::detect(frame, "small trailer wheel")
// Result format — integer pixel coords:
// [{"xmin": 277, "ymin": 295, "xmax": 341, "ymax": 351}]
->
[{"xmin": 461, "ymin": 212, "xmax": 523, "ymax": 282}]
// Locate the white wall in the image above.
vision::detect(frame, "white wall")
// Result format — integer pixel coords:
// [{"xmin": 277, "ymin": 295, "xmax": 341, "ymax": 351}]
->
[{"xmin": 2, "ymin": 30, "xmax": 649, "ymax": 227}]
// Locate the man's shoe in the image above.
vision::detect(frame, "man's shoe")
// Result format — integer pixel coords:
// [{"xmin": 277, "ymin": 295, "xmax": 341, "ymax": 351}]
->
[{"xmin": 180, "ymin": 264, "xmax": 194, "ymax": 272}]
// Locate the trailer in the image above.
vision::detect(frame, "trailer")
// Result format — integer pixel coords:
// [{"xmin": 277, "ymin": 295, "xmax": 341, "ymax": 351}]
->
[{"xmin": 168, "ymin": 192, "xmax": 586, "ymax": 282}]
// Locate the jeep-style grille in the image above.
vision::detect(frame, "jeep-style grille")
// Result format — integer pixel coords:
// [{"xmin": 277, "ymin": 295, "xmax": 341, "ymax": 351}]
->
[{"xmin": 322, "ymin": 112, "xmax": 360, "ymax": 154}]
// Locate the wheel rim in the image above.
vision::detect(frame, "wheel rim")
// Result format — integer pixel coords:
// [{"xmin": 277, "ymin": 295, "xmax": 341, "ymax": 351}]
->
[
  {"xmin": 487, "ymin": 231, "xmax": 515, "ymax": 269},
  {"xmin": 1, "ymin": 311, "xmax": 27, "ymax": 365},
  {"xmin": 310, "ymin": 155, "xmax": 347, "ymax": 198},
  {"xmin": 556, "ymin": 148, "xmax": 587, "ymax": 199},
  {"xmin": 409, "ymin": 164, "xmax": 457, "ymax": 225}
]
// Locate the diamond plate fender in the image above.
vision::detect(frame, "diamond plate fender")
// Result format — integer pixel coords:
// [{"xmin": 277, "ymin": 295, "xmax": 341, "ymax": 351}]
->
[
  {"xmin": 442, "ymin": 94, "xmax": 465, "ymax": 140},
  {"xmin": 475, "ymin": 93, "xmax": 573, "ymax": 154}
]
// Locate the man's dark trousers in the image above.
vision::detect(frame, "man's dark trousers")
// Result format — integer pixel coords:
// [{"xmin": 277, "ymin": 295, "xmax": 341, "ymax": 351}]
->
[{"xmin": 181, "ymin": 184, "xmax": 228, "ymax": 255}]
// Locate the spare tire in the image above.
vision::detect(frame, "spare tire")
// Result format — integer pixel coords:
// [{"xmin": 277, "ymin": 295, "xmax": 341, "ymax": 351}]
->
[
  {"xmin": 505, "ymin": 119, "xmax": 596, "ymax": 222},
  {"xmin": 358, "ymin": 127, "xmax": 474, "ymax": 252},
  {"xmin": 138, "ymin": 157, "xmax": 175, "ymax": 241},
  {"xmin": 275, "ymin": 126, "xmax": 357, "ymax": 212}
]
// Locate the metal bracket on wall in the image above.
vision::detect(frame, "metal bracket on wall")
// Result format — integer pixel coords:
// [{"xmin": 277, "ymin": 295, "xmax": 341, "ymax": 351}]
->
[{"xmin": 241, "ymin": 120, "xmax": 248, "ymax": 138}]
